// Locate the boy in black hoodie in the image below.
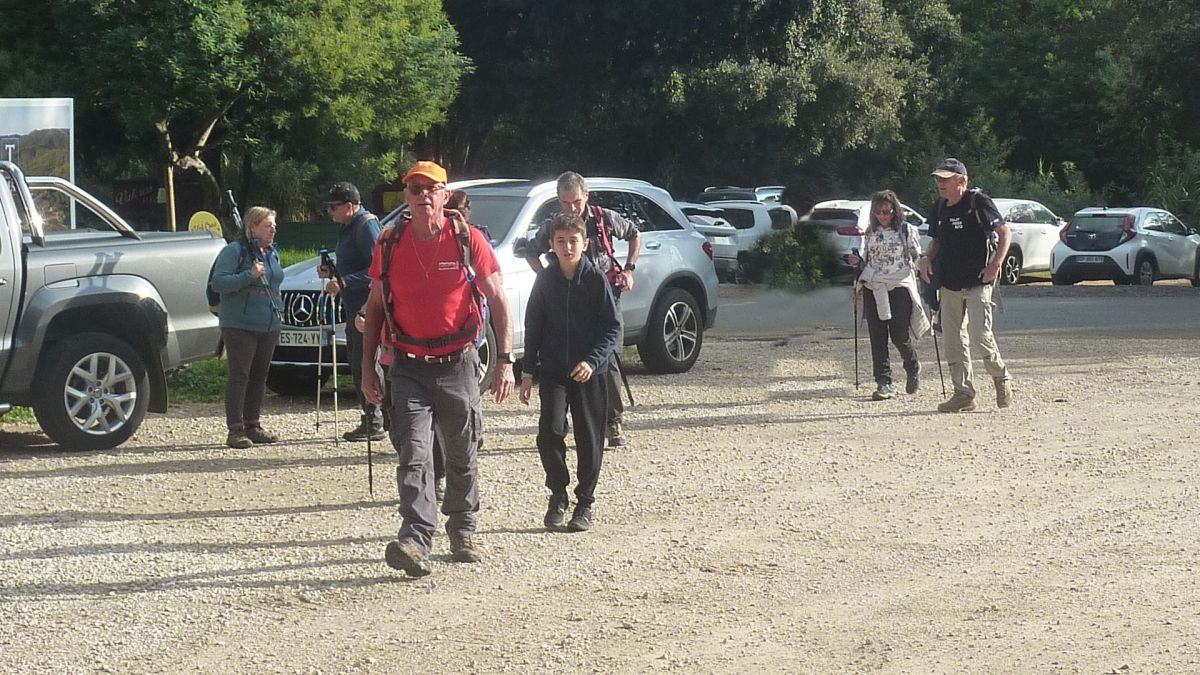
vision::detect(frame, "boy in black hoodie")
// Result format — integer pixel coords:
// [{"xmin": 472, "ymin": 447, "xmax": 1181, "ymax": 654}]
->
[{"xmin": 519, "ymin": 213, "xmax": 622, "ymax": 532}]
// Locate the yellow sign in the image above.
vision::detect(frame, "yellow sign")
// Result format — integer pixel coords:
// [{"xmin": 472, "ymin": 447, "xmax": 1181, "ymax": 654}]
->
[{"xmin": 188, "ymin": 211, "xmax": 223, "ymax": 237}]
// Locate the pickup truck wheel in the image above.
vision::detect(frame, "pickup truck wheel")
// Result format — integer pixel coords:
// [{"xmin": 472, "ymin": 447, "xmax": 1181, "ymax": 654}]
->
[
  {"xmin": 266, "ymin": 367, "xmax": 331, "ymax": 397},
  {"xmin": 34, "ymin": 333, "xmax": 150, "ymax": 450},
  {"xmin": 637, "ymin": 288, "xmax": 704, "ymax": 374}
]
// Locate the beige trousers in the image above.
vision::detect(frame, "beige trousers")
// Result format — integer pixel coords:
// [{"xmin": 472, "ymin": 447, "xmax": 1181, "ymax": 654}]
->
[{"xmin": 939, "ymin": 285, "xmax": 1009, "ymax": 397}]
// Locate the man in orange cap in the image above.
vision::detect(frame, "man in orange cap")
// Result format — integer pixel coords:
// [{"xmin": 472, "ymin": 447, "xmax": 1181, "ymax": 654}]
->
[{"xmin": 361, "ymin": 160, "xmax": 515, "ymax": 577}]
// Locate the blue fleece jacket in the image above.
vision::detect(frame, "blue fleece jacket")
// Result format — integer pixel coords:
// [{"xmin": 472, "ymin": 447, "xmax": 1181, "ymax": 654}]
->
[
  {"xmin": 521, "ymin": 256, "xmax": 621, "ymax": 381},
  {"xmin": 209, "ymin": 239, "xmax": 284, "ymax": 332}
]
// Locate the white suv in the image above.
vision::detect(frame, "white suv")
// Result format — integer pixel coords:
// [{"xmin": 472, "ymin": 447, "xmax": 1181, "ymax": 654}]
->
[
  {"xmin": 804, "ymin": 199, "xmax": 926, "ymax": 276},
  {"xmin": 1050, "ymin": 207, "xmax": 1200, "ymax": 286},
  {"xmin": 268, "ymin": 178, "xmax": 720, "ymax": 394}
]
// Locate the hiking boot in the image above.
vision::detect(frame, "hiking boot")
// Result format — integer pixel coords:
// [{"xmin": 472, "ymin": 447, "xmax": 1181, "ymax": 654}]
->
[
  {"xmin": 434, "ymin": 477, "xmax": 446, "ymax": 503},
  {"xmin": 344, "ymin": 420, "xmax": 386, "ymax": 442},
  {"xmin": 244, "ymin": 425, "xmax": 279, "ymax": 444},
  {"xmin": 384, "ymin": 539, "xmax": 431, "ymax": 577},
  {"xmin": 905, "ymin": 370, "xmax": 920, "ymax": 395},
  {"xmin": 449, "ymin": 532, "xmax": 482, "ymax": 563},
  {"xmin": 567, "ymin": 505, "xmax": 593, "ymax": 532},
  {"xmin": 871, "ymin": 383, "xmax": 896, "ymax": 401},
  {"xmin": 226, "ymin": 430, "xmax": 253, "ymax": 449},
  {"xmin": 606, "ymin": 419, "xmax": 625, "ymax": 448},
  {"xmin": 995, "ymin": 377, "xmax": 1012, "ymax": 408},
  {"xmin": 937, "ymin": 392, "xmax": 976, "ymax": 413},
  {"xmin": 544, "ymin": 493, "xmax": 569, "ymax": 529}
]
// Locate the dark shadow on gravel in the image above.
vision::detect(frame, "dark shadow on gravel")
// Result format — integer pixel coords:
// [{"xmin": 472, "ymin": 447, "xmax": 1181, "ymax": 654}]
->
[
  {"xmin": 0, "ymin": 451, "xmax": 379, "ymax": 480},
  {"xmin": 0, "ymin": 434, "xmax": 339, "ymax": 460},
  {"xmin": 0, "ymin": 499, "xmax": 380, "ymax": 527},
  {"xmin": 474, "ymin": 526, "xmax": 552, "ymax": 536},
  {"xmin": 0, "ymin": 535, "xmax": 393, "ymax": 562},
  {"xmin": 628, "ymin": 408, "xmax": 938, "ymax": 432},
  {"xmin": 0, "ymin": 558, "xmax": 401, "ymax": 600}
]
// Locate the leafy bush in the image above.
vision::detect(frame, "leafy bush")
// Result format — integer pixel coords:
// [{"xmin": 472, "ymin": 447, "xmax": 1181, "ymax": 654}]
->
[
  {"xmin": 744, "ymin": 227, "xmax": 839, "ymax": 292},
  {"xmin": 166, "ymin": 358, "xmax": 229, "ymax": 403}
]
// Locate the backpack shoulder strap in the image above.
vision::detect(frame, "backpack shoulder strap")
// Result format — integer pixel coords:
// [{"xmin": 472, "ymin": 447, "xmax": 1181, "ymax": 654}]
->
[{"xmin": 590, "ymin": 205, "xmax": 619, "ymax": 264}]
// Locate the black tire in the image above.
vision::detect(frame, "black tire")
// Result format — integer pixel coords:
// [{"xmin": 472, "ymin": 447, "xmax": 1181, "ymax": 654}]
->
[
  {"xmin": 1134, "ymin": 256, "xmax": 1156, "ymax": 286},
  {"xmin": 637, "ymin": 287, "xmax": 704, "ymax": 374},
  {"xmin": 1051, "ymin": 272, "xmax": 1076, "ymax": 286},
  {"xmin": 477, "ymin": 321, "xmax": 496, "ymax": 387},
  {"xmin": 266, "ymin": 366, "xmax": 331, "ymax": 397},
  {"xmin": 1192, "ymin": 256, "xmax": 1200, "ymax": 287},
  {"xmin": 33, "ymin": 332, "xmax": 150, "ymax": 450},
  {"xmin": 1000, "ymin": 248, "xmax": 1023, "ymax": 285}
]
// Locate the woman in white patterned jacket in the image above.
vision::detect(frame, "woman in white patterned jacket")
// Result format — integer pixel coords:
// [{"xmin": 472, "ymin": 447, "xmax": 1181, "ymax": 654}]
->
[{"xmin": 848, "ymin": 190, "xmax": 930, "ymax": 401}]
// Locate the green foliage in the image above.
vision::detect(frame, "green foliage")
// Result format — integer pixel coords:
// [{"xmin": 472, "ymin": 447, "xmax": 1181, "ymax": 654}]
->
[
  {"xmin": 1, "ymin": 407, "xmax": 37, "ymax": 425},
  {"xmin": 746, "ymin": 227, "xmax": 839, "ymax": 293},
  {"xmin": 277, "ymin": 246, "xmax": 317, "ymax": 268},
  {"xmin": 165, "ymin": 358, "xmax": 230, "ymax": 403}
]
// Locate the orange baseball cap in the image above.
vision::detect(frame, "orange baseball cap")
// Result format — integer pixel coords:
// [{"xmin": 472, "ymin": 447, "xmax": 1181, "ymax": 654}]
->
[{"xmin": 403, "ymin": 160, "xmax": 448, "ymax": 185}]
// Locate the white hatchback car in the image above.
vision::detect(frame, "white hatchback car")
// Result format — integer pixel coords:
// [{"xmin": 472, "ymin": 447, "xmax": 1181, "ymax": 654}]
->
[
  {"xmin": 1050, "ymin": 207, "xmax": 1200, "ymax": 286},
  {"xmin": 704, "ymin": 200, "xmax": 798, "ymax": 258},
  {"xmin": 677, "ymin": 201, "xmax": 739, "ymax": 281}
]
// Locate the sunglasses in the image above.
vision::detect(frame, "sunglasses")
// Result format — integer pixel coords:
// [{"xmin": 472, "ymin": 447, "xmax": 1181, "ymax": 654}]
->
[{"xmin": 407, "ymin": 183, "xmax": 444, "ymax": 195}]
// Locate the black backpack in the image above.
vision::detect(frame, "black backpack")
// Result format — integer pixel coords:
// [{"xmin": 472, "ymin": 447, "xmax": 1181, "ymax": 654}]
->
[{"xmin": 206, "ymin": 239, "xmax": 252, "ymax": 315}]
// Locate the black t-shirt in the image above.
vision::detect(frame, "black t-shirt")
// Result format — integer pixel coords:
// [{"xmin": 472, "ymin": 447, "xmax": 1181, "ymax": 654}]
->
[{"xmin": 929, "ymin": 189, "xmax": 1003, "ymax": 291}]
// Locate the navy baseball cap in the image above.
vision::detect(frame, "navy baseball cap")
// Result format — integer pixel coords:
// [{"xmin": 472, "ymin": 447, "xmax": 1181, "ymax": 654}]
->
[
  {"xmin": 931, "ymin": 158, "xmax": 968, "ymax": 178},
  {"xmin": 326, "ymin": 182, "xmax": 361, "ymax": 204}
]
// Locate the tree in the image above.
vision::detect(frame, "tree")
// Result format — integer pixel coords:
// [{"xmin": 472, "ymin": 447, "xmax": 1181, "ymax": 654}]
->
[
  {"xmin": 2, "ymin": 0, "xmax": 467, "ymax": 229},
  {"xmin": 440, "ymin": 0, "xmax": 956, "ymax": 196}
]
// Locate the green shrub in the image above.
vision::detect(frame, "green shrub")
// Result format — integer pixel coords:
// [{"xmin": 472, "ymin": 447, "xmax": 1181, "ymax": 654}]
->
[
  {"xmin": 166, "ymin": 358, "xmax": 229, "ymax": 402},
  {"xmin": 745, "ymin": 227, "xmax": 839, "ymax": 292}
]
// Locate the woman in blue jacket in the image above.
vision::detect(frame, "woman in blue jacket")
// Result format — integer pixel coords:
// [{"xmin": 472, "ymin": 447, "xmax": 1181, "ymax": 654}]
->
[{"xmin": 210, "ymin": 206, "xmax": 284, "ymax": 448}]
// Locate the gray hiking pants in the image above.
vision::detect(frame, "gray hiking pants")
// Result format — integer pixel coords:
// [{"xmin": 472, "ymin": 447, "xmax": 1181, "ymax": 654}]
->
[{"xmin": 389, "ymin": 347, "xmax": 482, "ymax": 554}]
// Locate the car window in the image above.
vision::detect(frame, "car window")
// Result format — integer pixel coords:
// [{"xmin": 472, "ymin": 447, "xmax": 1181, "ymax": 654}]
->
[
  {"xmin": 457, "ymin": 193, "xmax": 528, "ymax": 243},
  {"xmin": 591, "ymin": 191, "xmax": 681, "ymax": 232},
  {"xmin": 902, "ymin": 207, "xmax": 923, "ymax": 228},
  {"xmin": 809, "ymin": 208, "xmax": 859, "ymax": 223},
  {"xmin": 1030, "ymin": 204, "xmax": 1056, "ymax": 224},
  {"xmin": 1162, "ymin": 214, "xmax": 1188, "ymax": 236},
  {"xmin": 1073, "ymin": 214, "xmax": 1127, "ymax": 233},
  {"xmin": 1143, "ymin": 213, "xmax": 1165, "ymax": 232},
  {"xmin": 523, "ymin": 197, "xmax": 559, "ymax": 243},
  {"xmin": 717, "ymin": 206, "xmax": 757, "ymax": 230},
  {"xmin": 1007, "ymin": 203, "xmax": 1035, "ymax": 224}
]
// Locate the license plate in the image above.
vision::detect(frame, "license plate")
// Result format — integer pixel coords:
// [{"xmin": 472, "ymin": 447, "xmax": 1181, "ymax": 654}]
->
[
  {"xmin": 1076, "ymin": 255, "xmax": 1105, "ymax": 263},
  {"xmin": 279, "ymin": 330, "xmax": 325, "ymax": 347}
]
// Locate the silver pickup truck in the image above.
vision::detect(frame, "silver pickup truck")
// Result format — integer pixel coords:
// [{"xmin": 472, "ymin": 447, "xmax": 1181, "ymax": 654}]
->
[{"xmin": 0, "ymin": 161, "xmax": 223, "ymax": 449}]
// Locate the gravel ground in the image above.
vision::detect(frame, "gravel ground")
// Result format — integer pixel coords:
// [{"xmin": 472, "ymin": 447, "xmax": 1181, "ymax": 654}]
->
[{"xmin": 2, "ymin": 291, "xmax": 1200, "ymax": 672}]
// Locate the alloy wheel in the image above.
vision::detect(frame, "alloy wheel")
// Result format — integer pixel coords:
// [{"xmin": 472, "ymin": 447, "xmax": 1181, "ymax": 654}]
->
[{"xmin": 63, "ymin": 352, "xmax": 138, "ymax": 436}]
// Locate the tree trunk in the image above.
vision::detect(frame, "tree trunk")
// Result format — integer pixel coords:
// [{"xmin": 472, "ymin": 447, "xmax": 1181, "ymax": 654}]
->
[{"xmin": 165, "ymin": 162, "xmax": 177, "ymax": 232}]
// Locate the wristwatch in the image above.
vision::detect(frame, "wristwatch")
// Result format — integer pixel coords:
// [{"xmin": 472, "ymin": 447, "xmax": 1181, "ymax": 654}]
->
[
  {"xmin": 497, "ymin": 352, "xmax": 515, "ymax": 364},
  {"xmin": 624, "ymin": 263, "xmax": 636, "ymax": 272}
]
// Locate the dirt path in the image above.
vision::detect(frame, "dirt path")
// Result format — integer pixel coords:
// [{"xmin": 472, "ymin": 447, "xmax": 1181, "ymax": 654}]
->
[{"xmin": 2, "ymin": 327, "xmax": 1199, "ymax": 672}]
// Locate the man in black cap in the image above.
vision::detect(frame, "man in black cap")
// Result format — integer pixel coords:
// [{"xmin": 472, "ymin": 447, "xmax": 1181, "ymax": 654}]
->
[
  {"xmin": 918, "ymin": 158, "xmax": 1013, "ymax": 413},
  {"xmin": 321, "ymin": 182, "xmax": 385, "ymax": 440}
]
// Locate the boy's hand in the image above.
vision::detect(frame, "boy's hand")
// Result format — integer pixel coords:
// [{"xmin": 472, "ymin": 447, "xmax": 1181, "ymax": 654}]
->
[
  {"xmin": 519, "ymin": 377, "xmax": 533, "ymax": 405},
  {"xmin": 570, "ymin": 361, "xmax": 594, "ymax": 382}
]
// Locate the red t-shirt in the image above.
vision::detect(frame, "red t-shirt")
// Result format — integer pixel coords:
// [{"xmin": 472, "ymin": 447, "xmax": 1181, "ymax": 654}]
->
[{"xmin": 368, "ymin": 217, "xmax": 499, "ymax": 357}]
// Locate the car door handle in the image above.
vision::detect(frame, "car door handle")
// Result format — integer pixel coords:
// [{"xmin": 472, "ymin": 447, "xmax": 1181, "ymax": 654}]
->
[{"xmin": 645, "ymin": 241, "xmax": 661, "ymax": 250}]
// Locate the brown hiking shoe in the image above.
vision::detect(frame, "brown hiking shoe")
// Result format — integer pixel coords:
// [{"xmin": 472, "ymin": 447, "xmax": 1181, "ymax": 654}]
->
[
  {"xmin": 449, "ymin": 533, "xmax": 482, "ymax": 563},
  {"xmin": 245, "ymin": 425, "xmax": 279, "ymax": 444},
  {"xmin": 994, "ymin": 377, "xmax": 1012, "ymax": 408},
  {"xmin": 384, "ymin": 539, "xmax": 431, "ymax": 577},
  {"xmin": 226, "ymin": 430, "xmax": 253, "ymax": 449},
  {"xmin": 937, "ymin": 392, "xmax": 976, "ymax": 413}
]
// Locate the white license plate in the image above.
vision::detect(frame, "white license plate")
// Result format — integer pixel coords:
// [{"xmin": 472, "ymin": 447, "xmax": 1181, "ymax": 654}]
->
[
  {"xmin": 279, "ymin": 330, "xmax": 325, "ymax": 347},
  {"xmin": 1076, "ymin": 255, "xmax": 1105, "ymax": 263}
]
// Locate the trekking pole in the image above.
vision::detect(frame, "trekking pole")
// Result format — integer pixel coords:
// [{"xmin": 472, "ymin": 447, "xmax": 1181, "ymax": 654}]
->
[
  {"xmin": 931, "ymin": 309, "xmax": 947, "ymax": 398},
  {"xmin": 330, "ymin": 302, "xmax": 340, "ymax": 445},
  {"xmin": 366, "ymin": 426, "xmax": 374, "ymax": 497},
  {"xmin": 851, "ymin": 247, "xmax": 862, "ymax": 390},
  {"xmin": 315, "ymin": 295, "xmax": 325, "ymax": 434},
  {"xmin": 612, "ymin": 351, "xmax": 636, "ymax": 407}
]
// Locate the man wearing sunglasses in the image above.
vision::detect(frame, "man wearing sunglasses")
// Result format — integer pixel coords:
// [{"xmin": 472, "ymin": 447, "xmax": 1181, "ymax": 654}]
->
[
  {"xmin": 360, "ymin": 160, "xmax": 515, "ymax": 577},
  {"xmin": 320, "ymin": 182, "xmax": 385, "ymax": 441}
]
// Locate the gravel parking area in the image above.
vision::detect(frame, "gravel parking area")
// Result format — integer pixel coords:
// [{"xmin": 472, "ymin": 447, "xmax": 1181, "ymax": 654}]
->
[{"xmin": 3, "ymin": 302, "xmax": 1200, "ymax": 672}]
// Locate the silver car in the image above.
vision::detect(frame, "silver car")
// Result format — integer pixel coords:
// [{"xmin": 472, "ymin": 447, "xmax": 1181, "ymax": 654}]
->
[{"xmin": 269, "ymin": 178, "xmax": 719, "ymax": 393}]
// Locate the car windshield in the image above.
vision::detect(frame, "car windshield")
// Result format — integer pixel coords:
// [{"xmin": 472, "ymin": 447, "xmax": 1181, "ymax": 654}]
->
[
  {"xmin": 459, "ymin": 193, "xmax": 528, "ymax": 243},
  {"xmin": 809, "ymin": 208, "xmax": 859, "ymax": 222},
  {"xmin": 718, "ymin": 207, "xmax": 756, "ymax": 229},
  {"xmin": 1072, "ymin": 215, "xmax": 1128, "ymax": 233}
]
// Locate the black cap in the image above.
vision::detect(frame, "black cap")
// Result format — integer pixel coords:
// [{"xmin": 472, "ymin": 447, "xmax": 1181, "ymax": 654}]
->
[
  {"xmin": 931, "ymin": 158, "xmax": 968, "ymax": 178},
  {"xmin": 326, "ymin": 181, "xmax": 361, "ymax": 204}
]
